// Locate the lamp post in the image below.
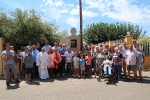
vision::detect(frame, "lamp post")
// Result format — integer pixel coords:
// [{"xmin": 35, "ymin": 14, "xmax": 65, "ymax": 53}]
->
[{"xmin": 79, "ymin": 0, "xmax": 83, "ymax": 51}]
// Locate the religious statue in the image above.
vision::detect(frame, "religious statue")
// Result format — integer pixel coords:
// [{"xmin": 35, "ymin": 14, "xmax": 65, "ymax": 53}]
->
[{"xmin": 71, "ymin": 28, "xmax": 76, "ymax": 36}]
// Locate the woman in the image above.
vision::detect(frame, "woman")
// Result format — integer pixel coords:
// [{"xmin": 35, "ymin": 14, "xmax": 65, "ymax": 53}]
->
[
  {"xmin": 103, "ymin": 45, "xmax": 109, "ymax": 55},
  {"xmin": 17, "ymin": 50, "xmax": 22, "ymax": 75},
  {"xmin": 109, "ymin": 46, "xmax": 115, "ymax": 60},
  {"xmin": 96, "ymin": 47, "xmax": 106, "ymax": 76},
  {"xmin": 52, "ymin": 48, "xmax": 62, "ymax": 77},
  {"xmin": 136, "ymin": 44, "xmax": 145, "ymax": 81},
  {"xmin": 46, "ymin": 48, "xmax": 53, "ymax": 78},
  {"xmin": 112, "ymin": 47, "xmax": 123, "ymax": 80}
]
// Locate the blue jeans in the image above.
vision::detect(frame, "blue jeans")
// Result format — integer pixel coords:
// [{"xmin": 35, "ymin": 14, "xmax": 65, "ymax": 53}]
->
[
  {"xmin": 103, "ymin": 65, "xmax": 112, "ymax": 75},
  {"xmin": 115, "ymin": 65, "xmax": 121, "ymax": 79},
  {"xmin": 65, "ymin": 62, "xmax": 72, "ymax": 75}
]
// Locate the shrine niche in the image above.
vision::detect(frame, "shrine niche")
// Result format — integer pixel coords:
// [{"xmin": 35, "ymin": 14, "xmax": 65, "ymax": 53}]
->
[{"xmin": 60, "ymin": 27, "xmax": 81, "ymax": 52}]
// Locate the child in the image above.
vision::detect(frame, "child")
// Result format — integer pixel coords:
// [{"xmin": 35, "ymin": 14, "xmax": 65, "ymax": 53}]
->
[
  {"xmin": 85, "ymin": 51, "xmax": 93, "ymax": 77},
  {"xmin": 80, "ymin": 54, "xmax": 86, "ymax": 78},
  {"xmin": 24, "ymin": 49, "xmax": 34, "ymax": 83},
  {"xmin": 73, "ymin": 52, "xmax": 80, "ymax": 77},
  {"xmin": 100, "ymin": 56, "xmax": 112, "ymax": 75}
]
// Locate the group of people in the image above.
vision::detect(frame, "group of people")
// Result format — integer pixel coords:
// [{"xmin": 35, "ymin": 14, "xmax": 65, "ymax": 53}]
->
[{"xmin": 1, "ymin": 40, "xmax": 145, "ymax": 87}]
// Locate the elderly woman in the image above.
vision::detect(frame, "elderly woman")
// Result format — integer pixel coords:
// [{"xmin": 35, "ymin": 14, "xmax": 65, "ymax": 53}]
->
[
  {"xmin": 96, "ymin": 47, "xmax": 106, "ymax": 77},
  {"xmin": 52, "ymin": 48, "xmax": 62, "ymax": 77},
  {"xmin": 112, "ymin": 47, "xmax": 123, "ymax": 80},
  {"xmin": 136, "ymin": 44, "xmax": 145, "ymax": 81}
]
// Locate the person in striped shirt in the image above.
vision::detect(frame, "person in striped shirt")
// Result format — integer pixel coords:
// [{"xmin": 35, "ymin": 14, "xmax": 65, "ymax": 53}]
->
[{"xmin": 112, "ymin": 47, "xmax": 123, "ymax": 80}]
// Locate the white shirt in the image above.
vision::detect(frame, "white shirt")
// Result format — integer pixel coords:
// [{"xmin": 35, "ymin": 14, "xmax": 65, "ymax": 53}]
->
[
  {"xmin": 46, "ymin": 54, "xmax": 52, "ymax": 67},
  {"xmin": 73, "ymin": 57, "xmax": 79, "ymax": 65},
  {"xmin": 64, "ymin": 51, "xmax": 74, "ymax": 63},
  {"xmin": 43, "ymin": 45, "xmax": 51, "ymax": 52},
  {"xmin": 103, "ymin": 60, "xmax": 112, "ymax": 67}
]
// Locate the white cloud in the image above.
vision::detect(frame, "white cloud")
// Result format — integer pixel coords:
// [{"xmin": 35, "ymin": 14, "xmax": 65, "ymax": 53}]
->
[
  {"xmin": 40, "ymin": 4, "xmax": 43, "ymax": 7},
  {"xmin": 70, "ymin": 5, "xmax": 99, "ymax": 18},
  {"xmin": 55, "ymin": 1, "xmax": 64, "ymax": 7},
  {"xmin": 42, "ymin": 9, "xmax": 46, "ymax": 12},
  {"xmin": 85, "ymin": 0, "xmax": 150, "ymax": 24},
  {"xmin": 67, "ymin": 17, "xmax": 78, "ymax": 28}
]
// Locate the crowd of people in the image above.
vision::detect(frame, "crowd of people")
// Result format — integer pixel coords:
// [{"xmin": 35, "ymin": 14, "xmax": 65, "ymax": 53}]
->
[{"xmin": 1, "ymin": 40, "xmax": 145, "ymax": 87}]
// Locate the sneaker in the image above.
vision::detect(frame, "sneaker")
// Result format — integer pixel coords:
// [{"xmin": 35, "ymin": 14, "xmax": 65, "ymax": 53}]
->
[
  {"xmin": 16, "ymin": 79, "xmax": 21, "ymax": 83},
  {"xmin": 140, "ymin": 78, "xmax": 143, "ymax": 81},
  {"xmin": 6, "ymin": 82, "xmax": 10, "ymax": 87}
]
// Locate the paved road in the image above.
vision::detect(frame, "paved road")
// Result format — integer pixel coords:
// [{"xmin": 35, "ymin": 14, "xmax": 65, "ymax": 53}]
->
[{"xmin": 0, "ymin": 71, "xmax": 150, "ymax": 100}]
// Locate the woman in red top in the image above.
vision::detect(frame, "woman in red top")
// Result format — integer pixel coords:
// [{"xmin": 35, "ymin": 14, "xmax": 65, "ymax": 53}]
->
[
  {"xmin": 52, "ymin": 48, "xmax": 62, "ymax": 77},
  {"xmin": 85, "ymin": 51, "xmax": 93, "ymax": 77}
]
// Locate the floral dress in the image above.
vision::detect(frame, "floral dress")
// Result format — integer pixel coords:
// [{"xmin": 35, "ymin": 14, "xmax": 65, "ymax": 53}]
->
[
  {"xmin": 136, "ymin": 50, "xmax": 144, "ymax": 70},
  {"xmin": 96, "ymin": 53, "xmax": 106, "ymax": 70}
]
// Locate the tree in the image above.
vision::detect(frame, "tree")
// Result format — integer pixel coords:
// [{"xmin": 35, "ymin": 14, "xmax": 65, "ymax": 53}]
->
[
  {"xmin": 0, "ymin": 8, "xmax": 63, "ymax": 45},
  {"xmin": 83, "ymin": 22, "xmax": 147, "ymax": 44}
]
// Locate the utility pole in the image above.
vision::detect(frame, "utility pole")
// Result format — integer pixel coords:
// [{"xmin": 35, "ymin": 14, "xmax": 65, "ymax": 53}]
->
[{"xmin": 79, "ymin": 0, "xmax": 83, "ymax": 51}]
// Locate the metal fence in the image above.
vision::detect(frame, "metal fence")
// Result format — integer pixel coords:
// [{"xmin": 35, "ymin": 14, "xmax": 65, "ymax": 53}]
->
[{"xmin": 141, "ymin": 42, "xmax": 150, "ymax": 55}]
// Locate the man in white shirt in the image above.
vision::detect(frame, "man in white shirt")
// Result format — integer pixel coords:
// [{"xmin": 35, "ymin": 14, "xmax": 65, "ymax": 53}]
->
[
  {"xmin": 43, "ymin": 40, "xmax": 51, "ymax": 52},
  {"xmin": 52, "ymin": 42, "xmax": 60, "ymax": 52},
  {"xmin": 64, "ymin": 46, "xmax": 74, "ymax": 76},
  {"xmin": 27, "ymin": 41, "xmax": 32, "ymax": 50}
]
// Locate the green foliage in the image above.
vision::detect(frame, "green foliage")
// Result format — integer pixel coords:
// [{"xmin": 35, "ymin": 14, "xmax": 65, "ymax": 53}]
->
[
  {"xmin": 0, "ymin": 8, "xmax": 65, "ymax": 45},
  {"xmin": 83, "ymin": 22, "xmax": 147, "ymax": 44}
]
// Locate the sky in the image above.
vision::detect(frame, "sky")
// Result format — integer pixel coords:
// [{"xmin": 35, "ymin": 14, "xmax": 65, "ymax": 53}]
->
[{"xmin": 0, "ymin": 0, "xmax": 150, "ymax": 36}]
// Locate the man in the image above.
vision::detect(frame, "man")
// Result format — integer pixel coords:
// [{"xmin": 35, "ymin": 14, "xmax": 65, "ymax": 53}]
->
[
  {"xmin": 32, "ymin": 45, "xmax": 39, "ymax": 79},
  {"xmin": 122, "ymin": 42, "xmax": 128, "ymax": 50},
  {"xmin": 1, "ymin": 43, "xmax": 20, "ymax": 87},
  {"xmin": 118, "ymin": 45, "xmax": 127, "ymax": 78},
  {"xmin": 27, "ymin": 41, "xmax": 32, "ymax": 50},
  {"xmin": 52, "ymin": 42, "xmax": 60, "ymax": 52},
  {"xmin": 36, "ymin": 48, "xmax": 49, "ymax": 80},
  {"xmin": 24, "ymin": 48, "xmax": 34, "ymax": 83},
  {"xmin": 124, "ymin": 44, "xmax": 138, "ymax": 81},
  {"xmin": 59, "ymin": 43, "xmax": 62, "ymax": 49},
  {"xmin": 91, "ymin": 45, "xmax": 96, "ymax": 72},
  {"xmin": 64, "ymin": 46, "xmax": 74, "ymax": 76},
  {"xmin": 36, "ymin": 42, "xmax": 41, "ymax": 52},
  {"xmin": 43, "ymin": 40, "xmax": 51, "ymax": 52},
  {"xmin": 59, "ymin": 44, "xmax": 67, "ymax": 75},
  {"xmin": 21, "ymin": 47, "xmax": 28, "ymax": 78}
]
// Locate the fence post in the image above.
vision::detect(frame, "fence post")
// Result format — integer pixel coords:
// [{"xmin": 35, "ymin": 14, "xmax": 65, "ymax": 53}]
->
[
  {"xmin": 124, "ymin": 32, "xmax": 133, "ymax": 47},
  {"xmin": 109, "ymin": 40, "xmax": 112, "ymax": 47},
  {"xmin": 0, "ymin": 38, "xmax": 5, "ymax": 76}
]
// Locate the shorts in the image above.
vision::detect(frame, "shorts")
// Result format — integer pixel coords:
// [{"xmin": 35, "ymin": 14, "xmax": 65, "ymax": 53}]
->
[
  {"xmin": 86, "ymin": 65, "xmax": 91, "ymax": 71},
  {"xmin": 80, "ymin": 65, "xmax": 85, "ymax": 71},
  {"xmin": 25, "ymin": 68, "xmax": 33, "ymax": 74},
  {"xmin": 74, "ymin": 65, "xmax": 79, "ymax": 69},
  {"xmin": 127, "ymin": 65, "xmax": 137, "ymax": 72}
]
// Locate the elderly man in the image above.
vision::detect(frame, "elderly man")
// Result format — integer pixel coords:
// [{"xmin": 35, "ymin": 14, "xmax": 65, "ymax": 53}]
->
[
  {"xmin": 1, "ymin": 43, "xmax": 20, "ymax": 87},
  {"xmin": 32, "ymin": 45, "xmax": 39, "ymax": 79},
  {"xmin": 52, "ymin": 42, "xmax": 60, "ymax": 52},
  {"xmin": 64, "ymin": 46, "xmax": 74, "ymax": 76},
  {"xmin": 36, "ymin": 48, "xmax": 49, "ymax": 80},
  {"xmin": 59, "ymin": 44, "xmax": 67, "ymax": 75},
  {"xmin": 124, "ymin": 45, "xmax": 138, "ymax": 81}
]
